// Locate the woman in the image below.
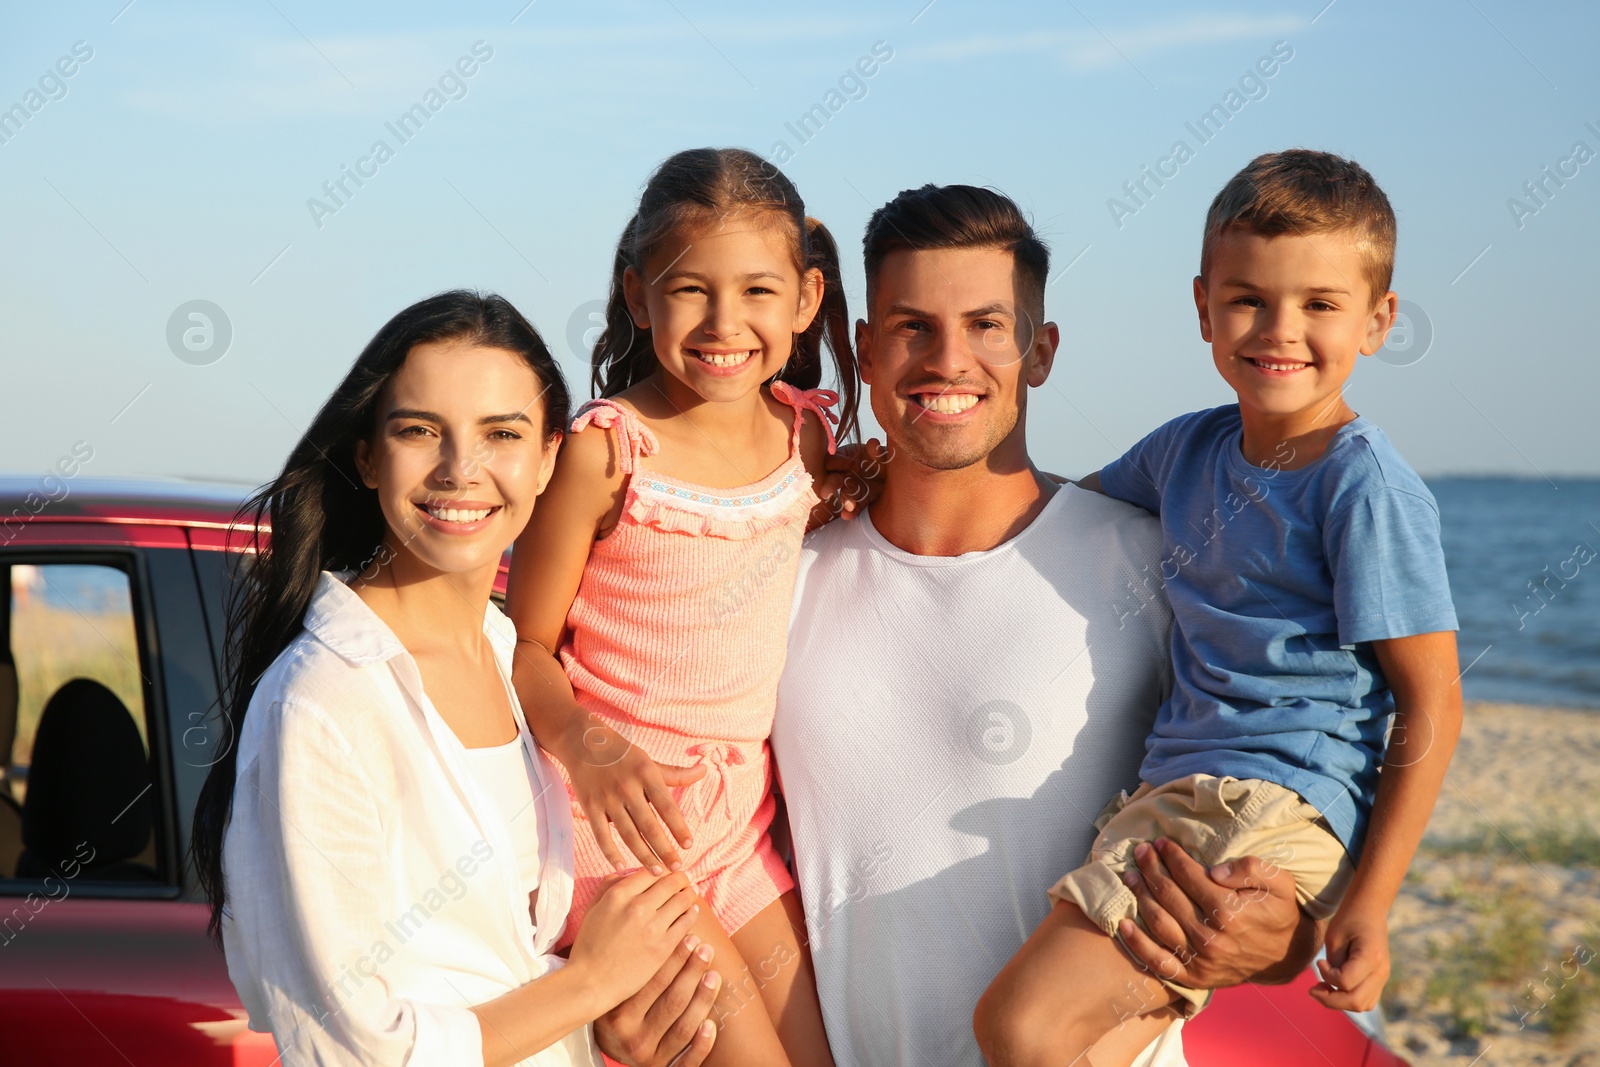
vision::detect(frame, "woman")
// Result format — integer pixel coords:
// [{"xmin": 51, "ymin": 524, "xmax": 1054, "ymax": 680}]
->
[{"xmin": 191, "ymin": 291, "xmax": 711, "ymax": 1066}]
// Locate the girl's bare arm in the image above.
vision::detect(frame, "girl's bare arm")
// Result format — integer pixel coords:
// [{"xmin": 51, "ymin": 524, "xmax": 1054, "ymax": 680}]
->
[{"xmin": 506, "ymin": 425, "xmax": 703, "ymax": 870}]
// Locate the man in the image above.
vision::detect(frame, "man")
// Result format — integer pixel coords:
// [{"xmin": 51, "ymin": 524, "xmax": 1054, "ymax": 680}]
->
[
  {"xmin": 768, "ymin": 184, "xmax": 1321, "ymax": 1067},
  {"xmin": 597, "ymin": 183, "xmax": 1320, "ymax": 1067}
]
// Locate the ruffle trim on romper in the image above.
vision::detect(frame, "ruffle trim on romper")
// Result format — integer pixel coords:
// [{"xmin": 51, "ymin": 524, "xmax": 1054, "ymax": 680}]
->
[
  {"xmin": 624, "ymin": 470, "xmax": 816, "ymax": 539},
  {"xmin": 569, "ymin": 389, "xmax": 839, "ymax": 541}
]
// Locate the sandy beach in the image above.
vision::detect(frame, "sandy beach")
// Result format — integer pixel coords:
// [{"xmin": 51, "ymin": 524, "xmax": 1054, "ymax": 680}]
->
[{"xmin": 1384, "ymin": 701, "xmax": 1600, "ymax": 1066}]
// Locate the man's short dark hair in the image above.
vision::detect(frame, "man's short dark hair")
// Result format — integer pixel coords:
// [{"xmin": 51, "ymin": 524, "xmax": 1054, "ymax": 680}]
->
[{"xmin": 863, "ymin": 184, "xmax": 1051, "ymax": 322}]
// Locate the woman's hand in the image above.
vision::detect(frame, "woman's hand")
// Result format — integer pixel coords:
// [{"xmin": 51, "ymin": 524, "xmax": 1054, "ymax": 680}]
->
[
  {"xmin": 570, "ymin": 868, "xmax": 702, "ymax": 1011},
  {"xmin": 565, "ymin": 717, "xmax": 707, "ymax": 870},
  {"xmin": 595, "ymin": 933, "xmax": 722, "ymax": 1066},
  {"xmin": 472, "ymin": 870, "xmax": 703, "ymax": 1066}
]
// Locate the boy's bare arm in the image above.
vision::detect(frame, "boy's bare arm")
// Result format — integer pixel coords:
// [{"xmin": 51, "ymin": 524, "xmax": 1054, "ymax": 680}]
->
[
  {"xmin": 1312, "ymin": 629, "xmax": 1462, "ymax": 1010},
  {"xmin": 1347, "ymin": 629, "xmax": 1463, "ymax": 912}
]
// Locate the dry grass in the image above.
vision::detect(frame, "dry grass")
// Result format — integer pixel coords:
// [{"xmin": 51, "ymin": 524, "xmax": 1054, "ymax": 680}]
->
[
  {"xmin": 1385, "ymin": 702, "xmax": 1600, "ymax": 1065},
  {"xmin": 1425, "ymin": 823, "xmax": 1600, "ymax": 868},
  {"xmin": 1420, "ymin": 891, "xmax": 1551, "ymax": 1039}
]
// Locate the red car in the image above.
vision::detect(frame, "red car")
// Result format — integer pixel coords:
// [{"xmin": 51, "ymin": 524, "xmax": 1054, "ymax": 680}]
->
[{"xmin": 0, "ymin": 476, "xmax": 1409, "ymax": 1066}]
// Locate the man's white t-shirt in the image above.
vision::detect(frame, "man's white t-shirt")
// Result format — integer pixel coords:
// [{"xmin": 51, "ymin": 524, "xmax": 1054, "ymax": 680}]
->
[{"xmin": 773, "ymin": 484, "xmax": 1182, "ymax": 1067}]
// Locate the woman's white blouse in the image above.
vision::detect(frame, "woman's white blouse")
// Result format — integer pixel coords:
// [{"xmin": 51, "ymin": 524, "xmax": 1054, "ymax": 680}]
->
[{"xmin": 221, "ymin": 571, "xmax": 601, "ymax": 1067}]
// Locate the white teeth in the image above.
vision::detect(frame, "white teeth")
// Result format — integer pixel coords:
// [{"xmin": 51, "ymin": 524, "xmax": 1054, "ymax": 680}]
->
[
  {"xmin": 694, "ymin": 350, "xmax": 753, "ymax": 367},
  {"xmin": 919, "ymin": 393, "xmax": 980, "ymax": 414},
  {"xmin": 1251, "ymin": 359, "xmax": 1305, "ymax": 371},
  {"xmin": 426, "ymin": 506, "xmax": 492, "ymax": 523}
]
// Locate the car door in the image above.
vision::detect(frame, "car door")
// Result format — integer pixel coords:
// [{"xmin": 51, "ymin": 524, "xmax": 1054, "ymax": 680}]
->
[{"xmin": 0, "ymin": 521, "xmax": 273, "ymax": 1066}]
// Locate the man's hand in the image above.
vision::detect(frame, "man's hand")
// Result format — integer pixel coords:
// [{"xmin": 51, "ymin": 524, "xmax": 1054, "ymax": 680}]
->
[
  {"xmin": 809, "ymin": 438, "xmax": 889, "ymax": 529},
  {"xmin": 1115, "ymin": 838, "xmax": 1323, "ymax": 988},
  {"xmin": 1311, "ymin": 907, "xmax": 1389, "ymax": 1012},
  {"xmin": 594, "ymin": 934, "xmax": 721, "ymax": 1067}
]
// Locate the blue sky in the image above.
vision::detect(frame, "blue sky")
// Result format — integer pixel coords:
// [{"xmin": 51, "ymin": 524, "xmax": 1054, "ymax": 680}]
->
[{"xmin": 3, "ymin": 0, "xmax": 1597, "ymax": 485}]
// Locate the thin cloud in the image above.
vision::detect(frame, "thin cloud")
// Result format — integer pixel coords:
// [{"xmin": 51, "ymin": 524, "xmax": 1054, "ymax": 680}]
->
[
  {"xmin": 915, "ymin": 12, "xmax": 1304, "ymax": 69},
  {"xmin": 117, "ymin": 17, "xmax": 884, "ymax": 120}
]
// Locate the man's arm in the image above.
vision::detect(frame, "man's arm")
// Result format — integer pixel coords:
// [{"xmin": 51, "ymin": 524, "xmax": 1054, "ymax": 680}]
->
[{"xmin": 1115, "ymin": 839, "xmax": 1324, "ymax": 987}]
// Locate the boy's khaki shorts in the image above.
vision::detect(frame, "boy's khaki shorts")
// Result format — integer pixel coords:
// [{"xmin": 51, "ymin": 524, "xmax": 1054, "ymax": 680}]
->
[{"xmin": 1048, "ymin": 772, "xmax": 1354, "ymax": 1017}]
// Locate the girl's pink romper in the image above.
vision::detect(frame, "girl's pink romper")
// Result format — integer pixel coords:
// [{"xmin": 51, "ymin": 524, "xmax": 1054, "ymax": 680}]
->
[{"xmin": 555, "ymin": 381, "xmax": 838, "ymax": 944}]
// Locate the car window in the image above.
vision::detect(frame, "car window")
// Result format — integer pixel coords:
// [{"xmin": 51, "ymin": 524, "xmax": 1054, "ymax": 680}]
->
[{"xmin": 0, "ymin": 562, "xmax": 161, "ymax": 887}]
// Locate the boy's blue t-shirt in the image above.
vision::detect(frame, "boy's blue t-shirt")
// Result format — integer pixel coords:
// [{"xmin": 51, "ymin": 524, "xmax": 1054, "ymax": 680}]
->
[{"xmin": 1099, "ymin": 405, "xmax": 1457, "ymax": 856}]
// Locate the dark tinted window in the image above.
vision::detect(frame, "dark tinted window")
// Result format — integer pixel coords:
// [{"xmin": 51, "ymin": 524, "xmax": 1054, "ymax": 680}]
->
[{"xmin": 0, "ymin": 562, "xmax": 164, "ymax": 897}]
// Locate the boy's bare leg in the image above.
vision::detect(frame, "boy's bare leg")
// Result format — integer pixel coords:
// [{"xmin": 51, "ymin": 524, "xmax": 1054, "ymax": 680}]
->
[
  {"xmin": 729, "ymin": 892, "xmax": 836, "ymax": 1067},
  {"xmin": 1084, "ymin": 1006, "xmax": 1183, "ymax": 1066},
  {"xmin": 975, "ymin": 900, "xmax": 1181, "ymax": 1067}
]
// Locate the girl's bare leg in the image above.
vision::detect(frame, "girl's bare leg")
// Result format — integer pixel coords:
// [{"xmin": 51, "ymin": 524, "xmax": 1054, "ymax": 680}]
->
[
  {"xmin": 728, "ymin": 892, "xmax": 835, "ymax": 1067},
  {"xmin": 681, "ymin": 897, "xmax": 792, "ymax": 1067}
]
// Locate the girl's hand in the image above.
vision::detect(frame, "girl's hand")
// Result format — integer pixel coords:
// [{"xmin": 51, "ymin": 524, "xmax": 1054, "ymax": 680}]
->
[
  {"xmin": 809, "ymin": 438, "xmax": 889, "ymax": 529},
  {"xmin": 567, "ymin": 717, "xmax": 707, "ymax": 870},
  {"xmin": 570, "ymin": 868, "xmax": 701, "ymax": 1011},
  {"xmin": 1310, "ymin": 906, "xmax": 1390, "ymax": 1012}
]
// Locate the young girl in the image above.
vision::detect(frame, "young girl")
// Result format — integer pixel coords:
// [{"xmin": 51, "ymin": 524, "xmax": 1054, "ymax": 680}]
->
[
  {"xmin": 508, "ymin": 149, "xmax": 859, "ymax": 1067},
  {"xmin": 193, "ymin": 292, "xmax": 713, "ymax": 1066}
]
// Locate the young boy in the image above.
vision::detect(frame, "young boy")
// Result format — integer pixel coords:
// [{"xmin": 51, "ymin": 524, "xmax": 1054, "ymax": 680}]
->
[{"xmin": 976, "ymin": 149, "xmax": 1462, "ymax": 1066}]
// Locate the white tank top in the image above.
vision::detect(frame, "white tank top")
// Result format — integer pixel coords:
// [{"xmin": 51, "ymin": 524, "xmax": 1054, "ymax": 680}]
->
[{"xmin": 466, "ymin": 737, "xmax": 542, "ymax": 906}]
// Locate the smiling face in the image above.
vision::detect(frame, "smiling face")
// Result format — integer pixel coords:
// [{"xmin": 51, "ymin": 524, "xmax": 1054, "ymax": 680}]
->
[
  {"xmin": 354, "ymin": 338, "xmax": 558, "ymax": 582},
  {"xmin": 1197, "ymin": 227, "xmax": 1397, "ymax": 425},
  {"xmin": 858, "ymin": 246, "xmax": 1056, "ymax": 471},
  {"xmin": 623, "ymin": 212, "xmax": 823, "ymax": 405}
]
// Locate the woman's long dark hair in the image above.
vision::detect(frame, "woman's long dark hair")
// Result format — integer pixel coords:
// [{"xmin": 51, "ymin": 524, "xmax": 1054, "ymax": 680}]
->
[
  {"xmin": 592, "ymin": 147, "xmax": 860, "ymax": 442},
  {"xmin": 191, "ymin": 290, "xmax": 570, "ymax": 941}
]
